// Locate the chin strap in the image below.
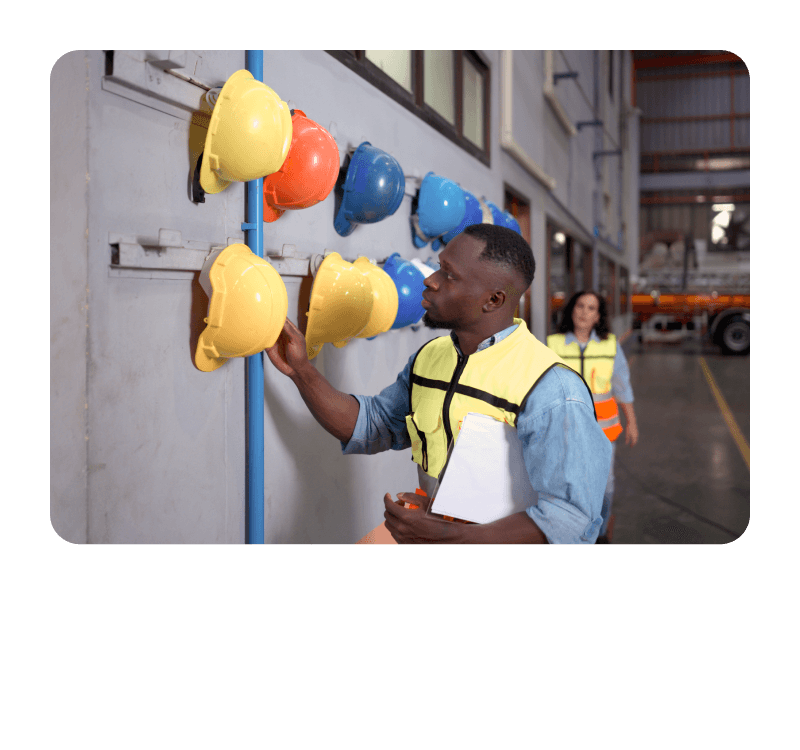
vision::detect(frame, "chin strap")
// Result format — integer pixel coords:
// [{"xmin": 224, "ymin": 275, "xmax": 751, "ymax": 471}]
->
[
  {"xmin": 411, "ymin": 212, "xmax": 439, "ymax": 244},
  {"xmin": 478, "ymin": 197, "xmax": 494, "ymax": 224},
  {"xmin": 192, "ymin": 152, "xmax": 206, "ymax": 204}
]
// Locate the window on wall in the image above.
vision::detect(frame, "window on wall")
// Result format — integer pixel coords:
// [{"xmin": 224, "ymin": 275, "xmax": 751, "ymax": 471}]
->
[
  {"xmin": 598, "ymin": 255, "xmax": 616, "ymax": 318},
  {"xmin": 547, "ymin": 223, "xmax": 573, "ymax": 335},
  {"xmin": 547, "ymin": 223, "xmax": 598, "ymax": 334},
  {"xmin": 573, "ymin": 242, "xmax": 592, "ymax": 294},
  {"xmin": 619, "ymin": 266, "xmax": 629, "ymax": 315},
  {"xmin": 327, "ymin": 50, "xmax": 491, "ymax": 165},
  {"xmin": 506, "ymin": 189, "xmax": 531, "ymax": 328},
  {"xmin": 364, "ymin": 51, "xmax": 412, "ymax": 91}
]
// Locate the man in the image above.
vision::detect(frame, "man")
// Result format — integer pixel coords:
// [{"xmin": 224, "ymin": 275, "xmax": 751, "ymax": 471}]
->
[{"xmin": 265, "ymin": 224, "xmax": 611, "ymax": 543}]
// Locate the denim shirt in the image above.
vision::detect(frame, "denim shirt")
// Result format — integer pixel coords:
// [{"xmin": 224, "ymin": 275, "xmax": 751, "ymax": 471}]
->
[
  {"xmin": 341, "ymin": 324, "xmax": 612, "ymax": 544},
  {"xmin": 564, "ymin": 331, "xmax": 634, "ymax": 403}
]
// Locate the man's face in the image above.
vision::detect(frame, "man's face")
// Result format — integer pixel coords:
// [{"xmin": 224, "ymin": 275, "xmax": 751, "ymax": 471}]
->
[{"xmin": 421, "ymin": 233, "xmax": 497, "ymax": 330}]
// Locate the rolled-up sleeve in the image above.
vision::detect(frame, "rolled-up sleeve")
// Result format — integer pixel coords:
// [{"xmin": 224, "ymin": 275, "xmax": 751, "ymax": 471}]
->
[
  {"xmin": 341, "ymin": 357, "xmax": 414, "ymax": 455},
  {"xmin": 517, "ymin": 366, "xmax": 612, "ymax": 544},
  {"xmin": 612, "ymin": 344, "xmax": 634, "ymax": 403}
]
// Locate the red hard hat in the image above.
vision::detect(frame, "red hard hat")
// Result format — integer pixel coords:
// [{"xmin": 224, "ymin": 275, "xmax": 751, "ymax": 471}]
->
[{"xmin": 262, "ymin": 110, "xmax": 340, "ymax": 222}]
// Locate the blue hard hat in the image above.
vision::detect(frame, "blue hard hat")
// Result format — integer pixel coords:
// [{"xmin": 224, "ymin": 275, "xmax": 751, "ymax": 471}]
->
[
  {"xmin": 484, "ymin": 201, "xmax": 522, "ymax": 234},
  {"xmin": 438, "ymin": 189, "xmax": 483, "ymax": 246},
  {"xmin": 410, "ymin": 172, "xmax": 466, "ymax": 249},
  {"xmin": 382, "ymin": 253, "xmax": 426, "ymax": 329},
  {"xmin": 334, "ymin": 142, "xmax": 405, "ymax": 237},
  {"xmin": 500, "ymin": 210, "xmax": 522, "ymax": 234}
]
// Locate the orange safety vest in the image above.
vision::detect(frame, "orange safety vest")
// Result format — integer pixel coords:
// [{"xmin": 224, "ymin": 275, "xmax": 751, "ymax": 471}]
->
[{"xmin": 546, "ymin": 333, "xmax": 623, "ymax": 442}]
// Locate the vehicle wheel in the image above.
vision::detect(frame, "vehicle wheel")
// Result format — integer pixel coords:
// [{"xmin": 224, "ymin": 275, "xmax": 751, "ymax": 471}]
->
[{"xmin": 719, "ymin": 315, "xmax": 750, "ymax": 355}]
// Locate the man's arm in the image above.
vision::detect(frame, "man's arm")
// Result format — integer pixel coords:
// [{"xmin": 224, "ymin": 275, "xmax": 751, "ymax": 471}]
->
[
  {"xmin": 384, "ymin": 493, "xmax": 547, "ymax": 544},
  {"xmin": 470, "ymin": 510, "xmax": 548, "ymax": 543},
  {"xmin": 516, "ymin": 366, "xmax": 612, "ymax": 544},
  {"xmin": 265, "ymin": 318, "xmax": 359, "ymax": 443},
  {"xmin": 290, "ymin": 363, "xmax": 360, "ymax": 444}
]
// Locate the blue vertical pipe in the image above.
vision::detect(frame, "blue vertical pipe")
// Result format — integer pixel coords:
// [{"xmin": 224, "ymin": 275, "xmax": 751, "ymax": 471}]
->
[{"xmin": 244, "ymin": 50, "xmax": 265, "ymax": 544}]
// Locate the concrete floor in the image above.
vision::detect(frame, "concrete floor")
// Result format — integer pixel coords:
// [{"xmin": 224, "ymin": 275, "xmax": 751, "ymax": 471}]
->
[{"xmin": 609, "ymin": 335, "xmax": 750, "ymax": 544}]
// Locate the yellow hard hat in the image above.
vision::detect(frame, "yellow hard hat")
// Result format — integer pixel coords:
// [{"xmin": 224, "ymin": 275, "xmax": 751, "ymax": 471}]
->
[
  {"xmin": 353, "ymin": 258, "xmax": 400, "ymax": 339},
  {"xmin": 195, "ymin": 244, "xmax": 288, "ymax": 372},
  {"xmin": 200, "ymin": 70, "xmax": 293, "ymax": 195},
  {"xmin": 305, "ymin": 253, "xmax": 373, "ymax": 359}
]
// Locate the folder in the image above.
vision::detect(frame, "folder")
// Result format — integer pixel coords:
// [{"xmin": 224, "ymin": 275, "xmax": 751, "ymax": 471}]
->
[{"xmin": 429, "ymin": 413, "xmax": 537, "ymax": 524}]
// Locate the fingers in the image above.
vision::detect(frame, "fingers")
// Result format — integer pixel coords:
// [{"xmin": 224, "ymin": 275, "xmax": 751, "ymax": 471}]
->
[
  {"xmin": 384, "ymin": 493, "xmax": 423, "ymax": 521},
  {"xmin": 397, "ymin": 491, "xmax": 431, "ymax": 512},
  {"xmin": 282, "ymin": 317, "xmax": 305, "ymax": 341}
]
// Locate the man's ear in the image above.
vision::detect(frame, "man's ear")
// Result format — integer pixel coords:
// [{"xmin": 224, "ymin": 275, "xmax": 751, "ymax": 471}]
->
[{"xmin": 483, "ymin": 289, "xmax": 506, "ymax": 312}]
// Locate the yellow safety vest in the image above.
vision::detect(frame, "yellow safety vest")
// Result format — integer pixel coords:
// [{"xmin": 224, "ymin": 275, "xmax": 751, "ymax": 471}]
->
[
  {"xmin": 407, "ymin": 319, "xmax": 590, "ymax": 480},
  {"xmin": 546, "ymin": 333, "xmax": 623, "ymax": 442}
]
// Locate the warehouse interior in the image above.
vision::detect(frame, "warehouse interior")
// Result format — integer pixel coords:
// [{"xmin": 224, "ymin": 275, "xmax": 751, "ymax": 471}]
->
[{"xmin": 50, "ymin": 50, "xmax": 749, "ymax": 545}]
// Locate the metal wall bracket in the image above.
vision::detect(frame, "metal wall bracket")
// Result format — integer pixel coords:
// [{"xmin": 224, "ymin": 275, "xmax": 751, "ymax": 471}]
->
[
  {"xmin": 102, "ymin": 50, "xmax": 216, "ymax": 122},
  {"xmin": 266, "ymin": 244, "xmax": 313, "ymax": 277},
  {"xmin": 109, "ymin": 229, "xmax": 241, "ymax": 272},
  {"xmin": 577, "ymin": 119, "xmax": 604, "ymax": 131},
  {"xmin": 108, "ymin": 233, "xmax": 387, "ymax": 279},
  {"xmin": 109, "ymin": 231, "xmax": 334, "ymax": 279}
]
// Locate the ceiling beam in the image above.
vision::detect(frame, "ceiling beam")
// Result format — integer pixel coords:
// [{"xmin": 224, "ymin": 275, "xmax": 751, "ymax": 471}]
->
[{"xmin": 634, "ymin": 52, "xmax": 745, "ymax": 70}]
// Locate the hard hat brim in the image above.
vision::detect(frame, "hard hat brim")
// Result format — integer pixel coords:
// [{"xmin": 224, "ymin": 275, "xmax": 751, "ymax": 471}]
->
[
  {"xmin": 198, "ymin": 70, "xmax": 255, "ymax": 195},
  {"xmin": 334, "ymin": 202, "xmax": 356, "ymax": 236},
  {"xmin": 195, "ymin": 332, "xmax": 229, "ymax": 372},
  {"xmin": 354, "ymin": 258, "xmax": 400, "ymax": 339},
  {"xmin": 263, "ymin": 201, "xmax": 286, "ymax": 223},
  {"xmin": 195, "ymin": 243, "xmax": 288, "ymax": 370},
  {"xmin": 199, "ymin": 151, "xmax": 233, "ymax": 195},
  {"xmin": 305, "ymin": 253, "xmax": 373, "ymax": 355}
]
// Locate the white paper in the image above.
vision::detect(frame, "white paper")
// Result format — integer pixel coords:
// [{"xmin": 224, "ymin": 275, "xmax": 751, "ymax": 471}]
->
[{"xmin": 430, "ymin": 413, "xmax": 538, "ymax": 524}]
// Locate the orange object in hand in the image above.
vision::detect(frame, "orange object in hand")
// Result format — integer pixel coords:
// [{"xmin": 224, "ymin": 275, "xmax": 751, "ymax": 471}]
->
[
  {"xmin": 402, "ymin": 489, "xmax": 472, "ymax": 524},
  {"xmin": 402, "ymin": 488, "xmax": 427, "ymax": 510}
]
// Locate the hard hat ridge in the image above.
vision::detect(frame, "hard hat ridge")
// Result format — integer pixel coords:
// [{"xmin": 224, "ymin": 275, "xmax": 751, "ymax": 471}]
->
[
  {"xmin": 195, "ymin": 244, "xmax": 288, "ymax": 372},
  {"xmin": 262, "ymin": 109, "xmax": 340, "ymax": 222},
  {"xmin": 410, "ymin": 172, "xmax": 467, "ymax": 249},
  {"xmin": 199, "ymin": 70, "xmax": 293, "ymax": 195},
  {"xmin": 333, "ymin": 142, "xmax": 405, "ymax": 237}
]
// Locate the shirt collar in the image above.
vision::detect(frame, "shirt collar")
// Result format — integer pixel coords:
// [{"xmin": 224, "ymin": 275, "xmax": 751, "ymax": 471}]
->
[
  {"xmin": 451, "ymin": 322, "xmax": 519, "ymax": 355},
  {"xmin": 565, "ymin": 330, "xmax": 601, "ymax": 346}
]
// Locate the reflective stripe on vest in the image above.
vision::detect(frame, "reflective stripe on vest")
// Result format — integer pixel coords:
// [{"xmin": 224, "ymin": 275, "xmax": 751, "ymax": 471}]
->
[
  {"xmin": 546, "ymin": 333, "xmax": 622, "ymax": 442},
  {"xmin": 408, "ymin": 319, "xmax": 589, "ymax": 479}
]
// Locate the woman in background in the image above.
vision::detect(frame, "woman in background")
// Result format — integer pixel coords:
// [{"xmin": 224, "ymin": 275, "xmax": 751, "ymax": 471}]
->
[{"xmin": 547, "ymin": 291, "xmax": 639, "ymax": 543}]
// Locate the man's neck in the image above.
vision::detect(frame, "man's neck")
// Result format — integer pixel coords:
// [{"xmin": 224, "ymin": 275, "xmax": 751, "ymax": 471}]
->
[
  {"xmin": 453, "ymin": 317, "xmax": 516, "ymax": 356},
  {"xmin": 573, "ymin": 329, "xmax": 592, "ymax": 345}
]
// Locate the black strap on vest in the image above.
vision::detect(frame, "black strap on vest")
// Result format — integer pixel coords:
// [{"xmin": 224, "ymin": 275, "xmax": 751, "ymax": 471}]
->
[
  {"xmin": 409, "ymin": 373, "xmax": 522, "ymax": 416},
  {"xmin": 410, "ymin": 344, "xmax": 597, "ymax": 424}
]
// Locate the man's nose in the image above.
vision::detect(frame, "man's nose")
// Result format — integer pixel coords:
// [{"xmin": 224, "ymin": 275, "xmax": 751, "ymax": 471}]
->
[{"xmin": 424, "ymin": 275, "xmax": 437, "ymax": 290}]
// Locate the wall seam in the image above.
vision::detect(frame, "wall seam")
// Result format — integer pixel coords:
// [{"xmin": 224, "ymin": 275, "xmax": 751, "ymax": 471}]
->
[{"xmin": 84, "ymin": 52, "xmax": 91, "ymax": 543}]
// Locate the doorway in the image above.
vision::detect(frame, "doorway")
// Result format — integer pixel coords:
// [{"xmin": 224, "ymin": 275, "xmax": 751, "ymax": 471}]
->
[{"xmin": 505, "ymin": 188, "xmax": 531, "ymax": 328}]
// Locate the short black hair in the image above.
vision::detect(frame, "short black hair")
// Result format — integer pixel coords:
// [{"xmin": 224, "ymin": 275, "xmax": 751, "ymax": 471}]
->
[{"xmin": 462, "ymin": 223, "xmax": 535, "ymax": 290}]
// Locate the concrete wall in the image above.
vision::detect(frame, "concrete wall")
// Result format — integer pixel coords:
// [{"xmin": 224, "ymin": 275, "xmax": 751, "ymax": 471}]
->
[{"xmin": 50, "ymin": 50, "xmax": 639, "ymax": 543}]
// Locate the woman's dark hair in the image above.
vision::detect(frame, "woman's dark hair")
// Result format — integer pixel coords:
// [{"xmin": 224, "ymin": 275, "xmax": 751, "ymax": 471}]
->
[
  {"xmin": 558, "ymin": 290, "xmax": 610, "ymax": 339},
  {"xmin": 462, "ymin": 223, "xmax": 535, "ymax": 290}
]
